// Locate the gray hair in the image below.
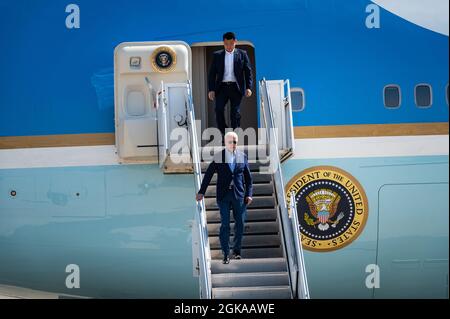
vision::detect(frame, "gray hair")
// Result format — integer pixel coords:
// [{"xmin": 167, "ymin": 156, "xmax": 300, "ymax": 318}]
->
[{"xmin": 224, "ymin": 131, "xmax": 238, "ymax": 141}]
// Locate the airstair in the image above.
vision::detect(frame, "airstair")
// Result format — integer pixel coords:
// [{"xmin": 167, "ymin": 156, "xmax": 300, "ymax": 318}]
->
[
  {"xmin": 113, "ymin": 42, "xmax": 309, "ymax": 299},
  {"xmin": 190, "ymin": 79, "xmax": 309, "ymax": 299},
  {"xmin": 202, "ymin": 145, "xmax": 291, "ymax": 298}
]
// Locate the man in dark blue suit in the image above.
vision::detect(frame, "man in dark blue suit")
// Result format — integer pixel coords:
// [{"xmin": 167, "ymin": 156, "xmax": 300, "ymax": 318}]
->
[
  {"xmin": 196, "ymin": 132, "xmax": 253, "ymax": 264},
  {"xmin": 208, "ymin": 32, "xmax": 254, "ymax": 137}
]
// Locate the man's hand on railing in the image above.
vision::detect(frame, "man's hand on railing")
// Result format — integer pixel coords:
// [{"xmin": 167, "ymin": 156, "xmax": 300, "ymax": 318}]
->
[{"xmin": 196, "ymin": 193, "xmax": 204, "ymax": 201}]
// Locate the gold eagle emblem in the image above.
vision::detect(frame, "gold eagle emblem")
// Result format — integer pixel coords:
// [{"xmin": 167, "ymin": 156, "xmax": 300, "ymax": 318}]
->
[{"xmin": 305, "ymin": 189, "xmax": 344, "ymax": 231}]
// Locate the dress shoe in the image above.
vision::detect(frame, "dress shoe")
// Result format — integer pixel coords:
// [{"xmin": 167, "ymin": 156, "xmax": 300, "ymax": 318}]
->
[{"xmin": 232, "ymin": 251, "xmax": 241, "ymax": 260}]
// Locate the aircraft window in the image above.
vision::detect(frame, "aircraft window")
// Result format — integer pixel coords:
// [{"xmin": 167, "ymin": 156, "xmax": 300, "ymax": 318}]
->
[
  {"xmin": 415, "ymin": 84, "xmax": 433, "ymax": 108},
  {"xmin": 291, "ymin": 88, "xmax": 305, "ymax": 112},
  {"xmin": 384, "ymin": 85, "xmax": 401, "ymax": 108}
]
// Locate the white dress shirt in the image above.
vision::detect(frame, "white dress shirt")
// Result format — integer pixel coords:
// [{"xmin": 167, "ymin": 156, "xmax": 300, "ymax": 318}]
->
[
  {"xmin": 225, "ymin": 149, "xmax": 236, "ymax": 187},
  {"xmin": 223, "ymin": 49, "xmax": 237, "ymax": 82},
  {"xmin": 225, "ymin": 149, "xmax": 236, "ymax": 172}
]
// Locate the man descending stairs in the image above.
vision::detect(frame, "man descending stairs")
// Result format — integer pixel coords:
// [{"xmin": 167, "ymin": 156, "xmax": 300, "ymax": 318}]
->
[{"xmin": 200, "ymin": 144, "xmax": 292, "ymax": 299}]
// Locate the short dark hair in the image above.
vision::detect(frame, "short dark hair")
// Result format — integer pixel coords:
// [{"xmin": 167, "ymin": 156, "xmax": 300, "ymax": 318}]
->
[{"xmin": 223, "ymin": 32, "xmax": 236, "ymax": 41}]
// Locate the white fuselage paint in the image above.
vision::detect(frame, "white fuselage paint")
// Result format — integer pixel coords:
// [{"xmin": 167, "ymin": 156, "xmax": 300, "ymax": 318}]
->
[
  {"xmin": 0, "ymin": 135, "xmax": 448, "ymax": 169},
  {"xmin": 292, "ymin": 135, "xmax": 449, "ymax": 160},
  {"xmin": 372, "ymin": 0, "xmax": 449, "ymax": 36}
]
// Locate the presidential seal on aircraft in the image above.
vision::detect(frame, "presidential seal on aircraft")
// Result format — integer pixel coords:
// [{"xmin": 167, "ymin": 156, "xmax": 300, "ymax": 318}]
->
[
  {"xmin": 286, "ymin": 166, "xmax": 369, "ymax": 252},
  {"xmin": 151, "ymin": 46, "xmax": 177, "ymax": 72}
]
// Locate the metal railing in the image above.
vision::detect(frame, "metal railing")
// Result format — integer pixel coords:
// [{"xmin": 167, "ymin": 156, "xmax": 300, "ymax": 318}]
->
[
  {"xmin": 289, "ymin": 192, "xmax": 310, "ymax": 299},
  {"xmin": 185, "ymin": 80, "xmax": 212, "ymax": 299},
  {"xmin": 156, "ymin": 80, "xmax": 169, "ymax": 168},
  {"xmin": 259, "ymin": 78, "xmax": 309, "ymax": 299},
  {"xmin": 282, "ymin": 79, "xmax": 295, "ymax": 160}
]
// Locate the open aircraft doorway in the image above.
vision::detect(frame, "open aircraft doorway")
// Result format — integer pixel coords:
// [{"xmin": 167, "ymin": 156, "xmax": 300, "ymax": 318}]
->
[{"xmin": 191, "ymin": 41, "xmax": 258, "ymax": 146}]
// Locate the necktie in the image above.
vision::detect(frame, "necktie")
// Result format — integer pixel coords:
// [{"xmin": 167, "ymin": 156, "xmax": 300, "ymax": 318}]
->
[
  {"xmin": 229, "ymin": 153, "xmax": 236, "ymax": 188},
  {"xmin": 229, "ymin": 153, "xmax": 235, "ymax": 172}
]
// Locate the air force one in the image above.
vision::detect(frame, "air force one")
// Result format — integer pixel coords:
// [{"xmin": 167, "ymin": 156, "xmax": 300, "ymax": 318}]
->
[{"xmin": 0, "ymin": 0, "xmax": 448, "ymax": 299}]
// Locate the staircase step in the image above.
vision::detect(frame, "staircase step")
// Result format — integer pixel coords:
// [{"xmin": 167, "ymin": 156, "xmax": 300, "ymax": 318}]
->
[
  {"xmin": 209, "ymin": 234, "xmax": 281, "ymax": 250},
  {"xmin": 205, "ymin": 183, "xmax": 274, "ymax": 197},
  {"xmin": 211, "ymin": 258, "xmax": 287, "ymax": 274},
  {"xmin": 212, "ymin": 272, "xmax": 289, "ymax": 288},
  {"xmin": 212, "ymin": 286, "xmax": 291, "ymax": 299},
  {"xmin": 210, "ymin": 247, "xmax": 283, "ymax": 259},
  {"xmin": 204, "ymin": 173, "xmax": 272, "ymax": 185},
  {"xmin": 207, "ymin": 221, "xmax": 279, "ymax": 236},
  {"xmin": 207, "ymin": 208, "xmax": 278, "ymax": 223},
  {"xmin": 205, "ymin": 196, "xmax": 275, "ymax": 210},
  {"xmin": 201, "ymin": 162, "xmax": 270, "ymax": 173}
]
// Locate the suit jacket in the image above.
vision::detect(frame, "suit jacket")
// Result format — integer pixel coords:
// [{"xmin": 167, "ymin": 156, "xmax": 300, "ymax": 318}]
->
[
  {"xmin": 208, "ymin": 48, "xmax": 254, "ymax": 96},
  {"xmin": 198, "ymin": 149, "xmax": 253, "ymax": 201}
]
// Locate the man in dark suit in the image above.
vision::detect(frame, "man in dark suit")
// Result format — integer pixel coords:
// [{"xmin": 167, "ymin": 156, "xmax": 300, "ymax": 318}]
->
[
  {"xmin": 196, "ymin": 132, "xmax": 253, "ymax": 264},
  {"xmin": 208, "ymin": 32, "xmax": 254, "ymax": 137}
]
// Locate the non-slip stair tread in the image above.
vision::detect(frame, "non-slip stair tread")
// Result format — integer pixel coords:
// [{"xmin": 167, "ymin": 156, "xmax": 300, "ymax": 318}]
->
[
  {"xmin": 210, "ymin": 258, "xmax": 288, "ymax": 274},
  {"xmin": 207, "ymin": 208, "xmax": 278, "ymax": 223},
  {"xmin": 212, "ymin": 271, "xmax": 289, "ymax": 278},
  {"xmin": 205, "ymin": 196, "xmax": 276, "ymax": 210},
  {"xmin": 211, "ymin": 272, "xmax": 290, "ymax": 288},
  {"xmin": 209, "ymin": 234, "xmax": 281, "ymax": 249},
  {"xmin": 207, "ymin": 221, "xmax": 279, "ymax": 236},
  {"xmin": 205, "ymin": 183, "xmax": 274, "ymax": 197},
  {"xmin": 212, "ymin": 286, "xmax": 292, "ymax": 299},
  {"xmin": 213, "ymin": 285, "xmax": 290, "ymax": 291},
  {"xmin": 203, "ymin": 173, "xmax": 272, "ymax": 185},
  {"xmin": 201, "ymin": 161, "xmax": 271, "ymax": 173},
  {"xmin": 210, "ymin": 247, "xmax": 283, "ymax": 259}
]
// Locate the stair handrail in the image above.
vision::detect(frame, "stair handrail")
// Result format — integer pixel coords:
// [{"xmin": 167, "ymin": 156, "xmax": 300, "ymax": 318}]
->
[
  {"xmin": 260, "ymin": 78, "xmax": 296, "ymax": 297},
  {"xmin": 156, "ymin": 80, "xmax": 169, "ymax": 168},
  {"xmin": 259, "ymin": 78, "xmax": 309, "ymax": 299},
  {"xmin": 283, "ymin": 79, "xmax": 295, "ymax": 156},
  {"xmin": 186, "ymin": 80, "xmax": 212, "ymax": 299},
  {"xmin": 290, "ymin": 191, "xmax": 310, "ymax": 299}
]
